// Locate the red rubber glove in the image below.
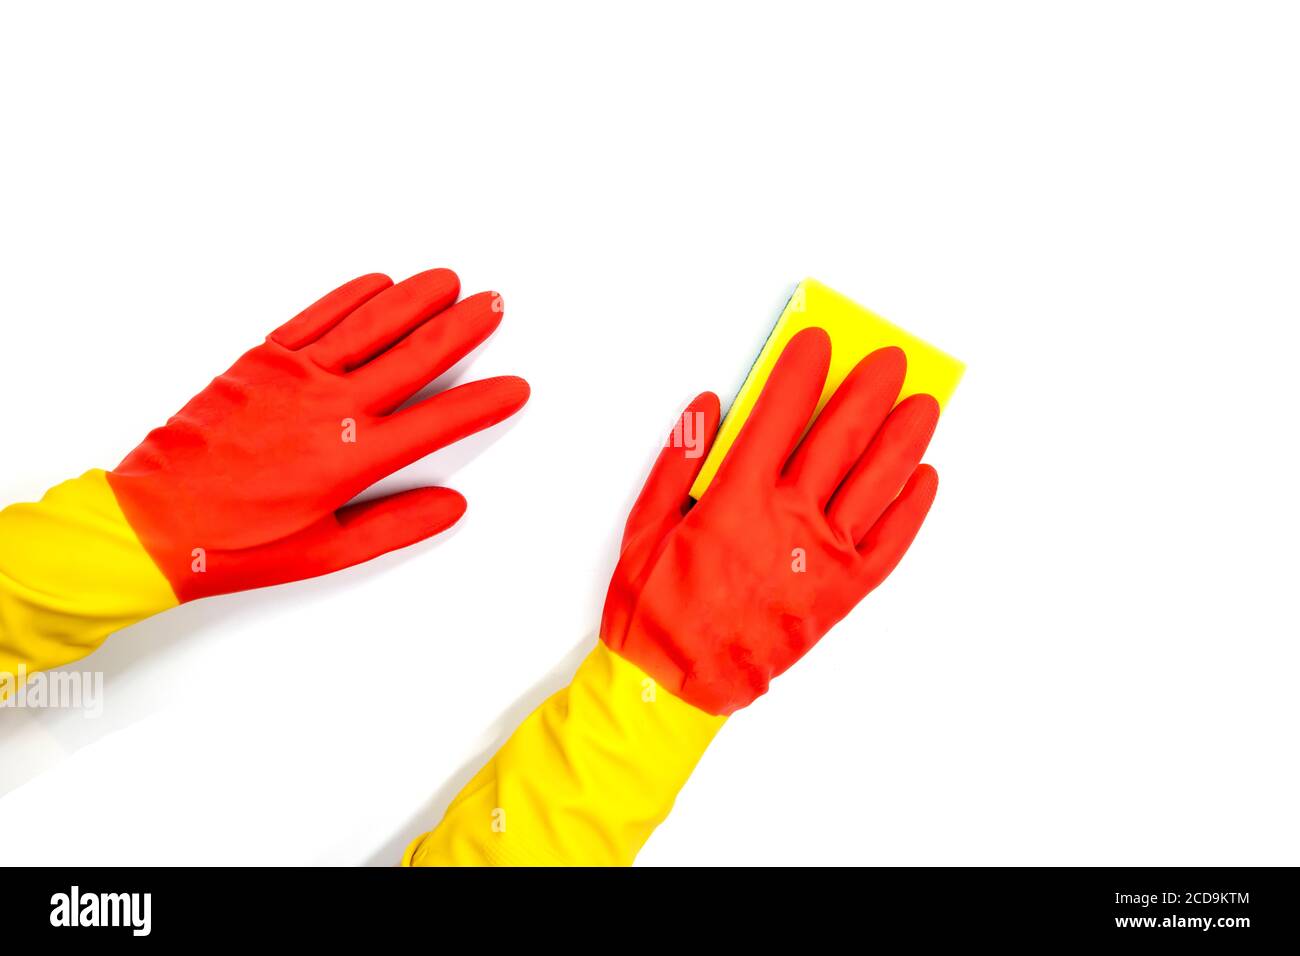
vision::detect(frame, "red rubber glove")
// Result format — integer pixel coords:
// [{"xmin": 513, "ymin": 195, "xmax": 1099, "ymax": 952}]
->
[
  {"xmin": 601, "ymin": 327, "xmax": 939, "ymax": 715},
  {"xmin": 107, "ymin": 268, "xmax": 529, "ymax": 601}
]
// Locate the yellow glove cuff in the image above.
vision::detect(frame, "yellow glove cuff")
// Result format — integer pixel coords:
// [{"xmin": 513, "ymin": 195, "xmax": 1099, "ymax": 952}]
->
[
  {"xmin": 403, "ymin": 643, "xmax": 725, "ymax": 866},
  {"xmin": 0, "ymin": 470, "xmax": 177, "ymax": 694}
]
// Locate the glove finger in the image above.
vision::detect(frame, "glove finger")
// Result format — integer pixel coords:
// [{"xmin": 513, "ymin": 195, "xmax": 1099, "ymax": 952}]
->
[
  {"xmin": 828, "ymin": 394, "xmax": 940, "ymax": 544},
  {"xmin": 269, "ymin": 273, "xmax": 394, "ymax": 350},
  {"xmin": 353, "ymin": 290, "xmax": 505, "ymax": 414},
  {"xmin": 177, "ymin": 487, "xmax": 467, "ymax": 599},
  {"xmin": 858, "ymin": 464, "xmax": 938, "ymax": 591},
  {"xmin": 310, "ymin": 268, "xmax": 461, "ymax": 371},
  {"xmin": 622, "ymin": 392, "xmax": 721, "ymax": 547},
  {"xmin": 325, "ymin": 486, "xmax": 468, "ymax": 569},
  {"xmin": 782, "ymin": 346, "xmax": 907, "ymax": 505},
  {"xmin": 376, "ymin": 375, "xmax": 530, "ymax": 471},
  {"xmin": 712, "ymin": 327, "xmax": 830, "ymax": 489}
]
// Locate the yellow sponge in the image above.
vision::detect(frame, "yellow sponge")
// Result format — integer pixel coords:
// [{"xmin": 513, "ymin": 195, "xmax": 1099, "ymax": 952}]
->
[{"xmin": 690, "ymin": 279, "xmax": 965, "ymax": 499}]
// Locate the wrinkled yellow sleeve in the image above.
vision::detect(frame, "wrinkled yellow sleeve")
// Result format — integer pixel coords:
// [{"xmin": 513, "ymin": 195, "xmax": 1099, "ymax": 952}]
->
[
  {"xmin": 0, "ymin": 470, "xmax": 177, "ymax": 694},
  {"xmin": 404, "ymin": 643, "xmax": 725, "ymax": 866}
]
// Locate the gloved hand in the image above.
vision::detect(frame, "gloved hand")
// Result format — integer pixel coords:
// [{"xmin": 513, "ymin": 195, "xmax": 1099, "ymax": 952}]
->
[
  {"xmin": 603, "ymin": 327, "xmax": 938, "ymax": 714},
  {"xmin": 0, "ymin": 268, "xmax": 528, "ymax": 684},
  {"xmin": 405, "ymin": 327, "xmax": 943, "ymax": 866},
  {"xmin": 108, "ymin": 268, "xmax": 528, "ymax": 598}
]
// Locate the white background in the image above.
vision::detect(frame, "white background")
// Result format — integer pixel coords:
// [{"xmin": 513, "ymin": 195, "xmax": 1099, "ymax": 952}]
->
[{"xmin": 1, "ymin": 2, "xmax": 1297, "ymax": 865}]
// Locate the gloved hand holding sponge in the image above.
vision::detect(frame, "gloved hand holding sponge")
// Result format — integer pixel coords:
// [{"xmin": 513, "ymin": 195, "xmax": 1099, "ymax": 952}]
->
[
  {"xmin": 0, "ymin": 268, "xmax": 528, "ymax": 686},
  {"xmin": 404, "ymin": 280, "xmax": 963, "ymax": 865}
]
